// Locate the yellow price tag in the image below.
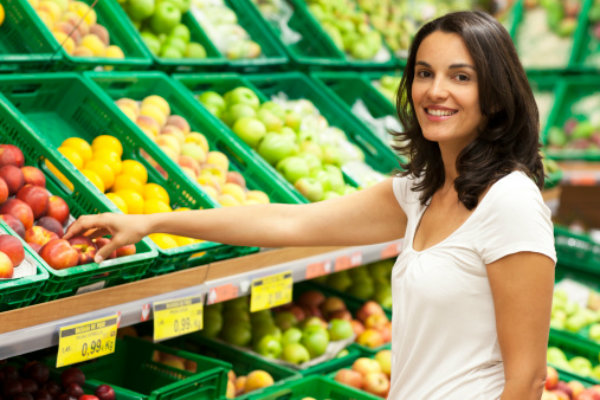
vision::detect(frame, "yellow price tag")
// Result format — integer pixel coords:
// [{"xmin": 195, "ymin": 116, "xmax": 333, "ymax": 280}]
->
[
  {"xmin": 56, "ymin": 315, "xmax": 118, "ymax": 368},
  {"xmin": 153, "ymin": 295, "xmax": 203, "ymax": 341},
  {"xmin": 250, "ymin": 271, "xmax": 293, "ymax": 312}
]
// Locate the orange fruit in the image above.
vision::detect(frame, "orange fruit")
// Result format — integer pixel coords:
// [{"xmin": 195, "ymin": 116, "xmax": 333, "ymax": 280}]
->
[
  {"xmin": 114, "ymin": 189, "xmax": 144, "ymax": 214},
  {"xmin": 149, "ymin": 233, "xmax": 178, "ymax": 249},
  {"xmin": 142, "ymin": 183, "xmax": 170, "ymax": 203},
  {"xmin": 58, "ymin": 146, "xmax": 83, "ymax": 169},
  {"xmin": 91, "ymin": 135, "xmax": 123, "ymax": 158},
  {"xmin": 92, "ymin": 148, "xmax": 122, "ymax": 175},
  {"xmin": 143, "ymin": 199, "xmax": 171, "ymax": 214},
  {"xmin": 112, "ymin": 174, "xmax": 144, "ymax": 193},
  {"xmin": 105, "ymin": 192, "xmax": 128, "ymax": 213},
  {"xmin": 84, "ymin": 159, "xmax": 115, "ymax": 190},
  {"xmin": 61, "ymin": 137, "xmax": 92, "ymax": 163},
  {"xmin": 80, "ymin": 168, "xmax": 105, "ymax": 193},
  {"xmin": 120, "ymin": 159, "xmax": 148, "ymax": 184}
]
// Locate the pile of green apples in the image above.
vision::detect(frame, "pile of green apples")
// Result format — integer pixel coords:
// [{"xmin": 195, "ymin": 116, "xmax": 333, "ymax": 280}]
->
[
  {"xmin": 372, "ymin": 75, "xmax": 402, "ymax": 105},
  {"xmin": 190, "ymin": 0, "xmax": 262, "ymax": 59},
  {"xmin": 118, "ymin": 0, "xmax": 207, "ymax": 58},
  {"xmin": 200, "ymin": 296, "xmax": 354, "ymax": 366},
  {"xmin": 585, "ymin": 0, "xmax": 600, "ymax": 67},
  {"xmin": 547, "ymin": 346, "xmax": 600, "ymax": 381},
  {"xmin": 546, "ymin": 93, "xmax": 600, "ymax": 153},
  {"xmin": 196, "ymin": 86, "xmax": 370, "ymax": 202},
  {"xmin": 551, "ymin": 288, "xmax": 600, "ymax": 343},
  {"xmin": 316, "ymin": 259, "xmax": 393, "ymax": 309},
  {"xmin": 303, "ymin": 0, "xmax": 385, "ymax": 60}
]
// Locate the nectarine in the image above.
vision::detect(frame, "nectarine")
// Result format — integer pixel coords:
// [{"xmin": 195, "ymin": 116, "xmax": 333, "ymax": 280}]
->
[
  {"xmin": 0, "ymin": 198, "xmax": 34, "ymax": 229},
  {"xmin": 17, "ymin": 184, "xmax": 49, "ymax": 219},
  {"xmin": 39, "ymin": 239, "xmax": 79, "ymax": 270},
  {"xmin": 0, "ymin": 234, "xmax": 24, "ymax": 267},
  {"xmin": 0, "ymin": 144, "xmax": 24, "ymax": 167},
  {"xmin": 47, "ymin": 195, "xmax": 70, "ymax": 225},
  {"xmin": 0, "ymin": 165, "xmax": 25, "ymax": 195},
  {"xmin": 21, "ymin": 166, "xmax": 46, "ymax": 187}
]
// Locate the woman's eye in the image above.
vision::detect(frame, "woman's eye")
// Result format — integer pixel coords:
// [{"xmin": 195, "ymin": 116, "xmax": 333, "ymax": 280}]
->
[
  {"xmin": 416, "ymin": 70, "xmax": 431, "ymax": 78},
  {"xmin": 455, "ymin": 73, "xmax": 470, "ymax": 82}
]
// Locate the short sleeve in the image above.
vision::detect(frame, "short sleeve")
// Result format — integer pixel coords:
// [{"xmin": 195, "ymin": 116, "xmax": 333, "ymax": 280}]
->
[
  {"xmin": 476, "ymin": 175, "xmax": 557, "ymax": 265},
  {"xmin": 392, "ymin": 175, "xmax": 420, "ymax": 216}
]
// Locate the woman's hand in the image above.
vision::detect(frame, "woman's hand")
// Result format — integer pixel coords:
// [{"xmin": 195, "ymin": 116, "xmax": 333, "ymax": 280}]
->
[{"xmin": 64, "ymin": 213, "xmax": 151, "ymax": 263}]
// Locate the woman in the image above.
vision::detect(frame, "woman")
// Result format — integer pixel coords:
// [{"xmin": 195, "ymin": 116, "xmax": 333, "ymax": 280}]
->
[{"xmin": 66, "ymin": 11, "xmax": 555, "ymax": 399}]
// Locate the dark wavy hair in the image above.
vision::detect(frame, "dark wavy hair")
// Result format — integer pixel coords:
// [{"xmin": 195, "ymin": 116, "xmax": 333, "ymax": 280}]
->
[{"xmin": 394, "ymin": 11, "xmax": 544, "ymax": 210}]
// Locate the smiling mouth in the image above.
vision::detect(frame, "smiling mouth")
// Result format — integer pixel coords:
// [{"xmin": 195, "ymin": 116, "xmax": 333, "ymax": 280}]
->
[{"xmin": 425, "ymin": 108, "xmax": 458, "ymax": 117}]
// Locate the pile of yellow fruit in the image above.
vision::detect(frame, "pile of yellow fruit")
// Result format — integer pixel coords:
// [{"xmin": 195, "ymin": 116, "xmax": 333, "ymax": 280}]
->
[
  {"xmin": 56, "ymin": 134, "xmax": 200, "ymax": 249},
  {"xmin": 114, "ymin": 94, "xmax": 271, "ymax": 208},
  {"xmin": 28, "ymin": 0, "xmax": 125, "ymax": 58}
]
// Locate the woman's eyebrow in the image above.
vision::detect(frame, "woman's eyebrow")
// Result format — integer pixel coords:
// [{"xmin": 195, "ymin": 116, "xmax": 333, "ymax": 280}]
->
[{"xmin": 415, "ymin": 60, "xmax": 476, "ymax": 70}]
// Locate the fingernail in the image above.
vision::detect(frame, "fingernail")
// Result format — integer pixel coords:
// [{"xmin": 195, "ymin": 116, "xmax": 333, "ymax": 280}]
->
[{"xmin": 94, "ymin": 255, "xmax": 103, "ymax": 263}]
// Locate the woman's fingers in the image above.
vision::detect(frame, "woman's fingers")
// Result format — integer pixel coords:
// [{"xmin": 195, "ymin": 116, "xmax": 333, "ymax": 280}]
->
[{"xmin": 64, "ymin": 214, "xmax": 106, "ymax": 240}]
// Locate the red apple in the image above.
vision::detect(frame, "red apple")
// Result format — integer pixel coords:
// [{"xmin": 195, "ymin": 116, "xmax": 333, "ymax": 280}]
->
[
  {"xmin": 0, "ymin": 165, "xmax": 25, "ymax": 195},
  {"xmin": 0, "ymin": 250, "xmax": 14, "ymax": 278},
  {"xmin": 21, "ymin": 166, "xmax": 46, "ymax": 187},
  {"xmin": 363, "ymin": 372, "xmax": 390, "ymax": 397},
  {"xmin": 0, "ymin": 198, "xmax": 34, "ymax": 229},
  {"xmin": 47, "ymin": 195, "xmax": 70, "ymax": 225},
  {"xmin": 94, "ymin": 384, "xmax": 115, "ymax": 400},
  {"xmin": 334, "ymin": 369, "xmax": 363, "ymax": 389},
  {"xmin": 297, "ymin": 290, "xmax": 326, "ymax": 308},
  {"xmin": 17, "ymin": 184, "xmax": 49, "ymax": 219},
  {"xmin": 365, "ymin": 313, "xmax": 389, "ymax": 331},
  {"xmin": 0, "ymin": 177, "xmax": 8, "ymax": 203},
  {"xmin": 93, "ymin": 237, "xmax": 116, "ymax": 259},
  {"xmin": 60, "ymin": 367, "xmax": 85, "ymax": 387},
  {"xmin": 568, "ymin": 380, "xmax": 585, "ymax": 398},
  {"xmin": 68, "ymin": 235, "xmax": 97, "ymax": 265},
  {"xmin": 288, "ymin": 305, "xmax": 306, "ymax": 323},
  {"xmin": 555, "ymin": 382, "xmax": 573, "ymax": 399},
  {"xmin": 116, "ymin": 244, "xmax": 136, "ymax": 257},
  {"xmin": 320, "ymin": 296, "xmax": 347, "ymax": 319},
  {"xmin": 25, "ymin": 226, "xmax": 59, "ymax": 247},
  {"xmin": 0, "ymin": 144, "xmax": 24, "ymax": 167},
  {"xmin": 1, "ymin": 214, "xmax": 25, "ymax": 238},
  {"xmin": 352, "ymin": 357, "xmax": 381, "ymax": 375},
  {"xmin": 380, "ymin": 322, "xmax": 392, "ymax": 343},
  {"xmin": 350, "ymin": 319, "xmax": 365, "ymax": 336},
  {"xmin": 39, "ymin": 239, "xmax": 79, "ymax": 270},
  {"xmin": 579, "ymin": 389, "xmax": 600, "ymax": 400},
  {"xmin": 329, "ymin": 309, "xmax": 352, "ymax": 321},
  {"xmin": 0, "ymin": 234, "xmax": 25, "ymax": 266},
  {"xmin": 545, "ymin": 366, "xmax": 559, "ymax": 390},
  {"xmin": 356, "ymin": 329, "xmax": 384, "ymax": 348},
  {"xmin": 356, "ymin": 301, "xmax": 385, "ymax": 323},
  {"xmin": 36, "ymin": 216, "xmax": 64, "ymax": 237},
  {"xmin": 79, "ymin": 396, "xmax": 99, "ymax": 400}
]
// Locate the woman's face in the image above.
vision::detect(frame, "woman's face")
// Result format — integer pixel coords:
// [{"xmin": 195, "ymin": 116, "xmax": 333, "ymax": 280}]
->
[{"xmin": 411, "ymin": 31, "xmax": 484, "ymax": 150}]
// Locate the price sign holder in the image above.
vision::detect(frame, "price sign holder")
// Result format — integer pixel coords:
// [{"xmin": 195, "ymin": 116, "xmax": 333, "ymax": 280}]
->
[
  {"xmin": 153, "ymin": 295, "xmax": 204, "ymax": 342},
  {"xmin": 250, "ymin": 271, "xmax": 293, "ymax": 312},
  {"xmin": 56, "ymin": 315, "xmax": 118, "ymax": 368}
]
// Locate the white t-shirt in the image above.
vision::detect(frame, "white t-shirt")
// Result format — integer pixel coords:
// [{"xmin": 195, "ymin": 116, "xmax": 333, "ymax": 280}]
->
[{"xmin": 389, "ymin": 171, "xmax": 556, "ymax": 399}]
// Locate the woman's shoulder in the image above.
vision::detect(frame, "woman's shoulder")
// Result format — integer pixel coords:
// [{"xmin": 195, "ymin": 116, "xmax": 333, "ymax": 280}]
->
[
  {"xmin": 392, "ymin": 173, "xmax": 422, "ymax": 211},
  {"xmin": 481, "ymin": 170, "xmax": 548, "ymax": 217}
]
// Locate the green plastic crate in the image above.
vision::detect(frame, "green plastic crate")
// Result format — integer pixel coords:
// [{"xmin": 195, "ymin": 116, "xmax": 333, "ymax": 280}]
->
[
  {"xmin": 0, "ymin": 219, "xmax": 49, "ymax": 310},
  {"xmin": 168, "ymin": 335, "xmax": 301, "ymax": 400},
  {"xmin": 246, "ymin": 72, "xmax": 401, "ymax": 175},
  {"xmin": 242, "ymin": 0, "xmax": 347, "ymax": 68},
  {"xmin": 0, "ymin": 88, "xmax": 159, "ymax": 301},
  {"xmin": 15, "ymin": 0, "xmax": 153, "ymax": 71},
  {"xmin": 572, "ymin": 0, "xmax": 600, "ymax": 71},
  {"xmin": 512, "ymin": 0, "xmax": 590, "ymax": 73},
  {"xmin": 258, "ymin": 375, "xmax": 378, "ymax": 400},
  {"xmin": 0, "ymin": 72, "xmax": 229, "ymax": 281},
  {"xmin": 55, "ymin": 336, "xmax": 231, "ymax": 400},
  {"xmin": 542, "ymin": 75, "xmax": 600, "ymax": 161},
  {"xmin": 83, "ymin": 71, "xmax": 261, "ymax": 274},
  {"xmin": 190, "ymin": 0, "xmax": 289, "ymax": 70},
  {"xmin": 548, "ymin": 331, "xmax": 600, "ymax": 386},
  {"xmin": 0, "ymin": 0, "xmax": 58, "ymax": 72},
  {"xmin": 555, "ymin": 225, "xmax": 600, "ymax": 275}
]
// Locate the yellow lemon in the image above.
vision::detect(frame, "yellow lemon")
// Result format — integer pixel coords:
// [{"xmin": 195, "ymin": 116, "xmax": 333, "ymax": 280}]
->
[
  {"xmin": 0, "ymin": 4, "xmax": 5, "ymax": 27},
  {"xmin": 92, "ymin": 148, "xmax": 122, "ymax": 175},
  {"xmin": 121, "ymin": 159, "xmax": 148, "ymax": 184},
  {"xmin": 174, "ymin": 235, "xmax": 199, "ymax": 247},
  {"xmin": 45, "ymin": 160, "xmax": 74, "ymax": 190},
  {"xmin": 105, "ymin": 192, "xmax": 128, "ymax": 213},
  {"xmin": 114, "ymin": 189, "xmax": 144, "ymax": 214},
  {"xmin": 174, "ymin": 207, "xmax": 191, "ymax": 212},
  {"xmin": 92, "ymin": 135, "xmax": 123, "ymax": 158},
  {"xmin": 143, "ymin": 199, "xmax": 172, "ymax": 214},
  {"xmin": 142, "ymin": 183, "xmax": 170, "ymax": 203},
  {"xmin": 149, "ymin": 233, "xmax": 178, "ymax": 249},
  {"xmin": 84, "ymin": 159, "xmax": 115, "ymax": 190},
  {"xmin": 58, "ymin": 146, "xmax": 84, "ymax": 169},
  {"xmin": 112, "ymin": 174, "xmax": 144, "ymax": 193},
  {"xmin": 80, "ymin": 168, "xmax": 105, "ymax": 193},
  {"xmin": 61, "ymin": 137, "xmax": 92, "ymax": 163}
]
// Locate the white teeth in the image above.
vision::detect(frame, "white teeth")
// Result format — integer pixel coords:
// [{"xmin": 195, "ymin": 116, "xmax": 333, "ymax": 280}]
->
[{"xmin": 426, "ymin": 108, "xmax": 456, "ymax": 117}]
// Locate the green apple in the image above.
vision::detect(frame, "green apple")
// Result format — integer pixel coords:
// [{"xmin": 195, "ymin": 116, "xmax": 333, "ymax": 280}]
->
[
  {"xmin": 199, "ymin": 307, "xmax": 222, "ymax": 338},
  {"xmin": 299, "ymin": 141, "xmax": 323, "ymax": 160},
  {"xmin": 220, "ymin": 320, "xmax": 252, "ymax": 346},
  {"xmin": 252, "ymin": 323, "xmax": 281, "ymax": 344},
  {"xmin": 140, "ymin": 31, "xmax": 161, "ymax": 55},
  {"xmin": 325, "ymin": 271, "xmax": 352, "ymax": 291},
  {"xmin": 347, "ymin": 280, "xmax": 374, "ymax": 300},
  {"xmin": 328, "ymin": 319, "xmax": 353, "ymax": 341},
  {"xmin": 163, "ymin": 0, "xmax": 189, "ymax": 13},
  {"xmin": 257, "ymin": 133, "xmax": 298, "ymax": 165},
  {"xmin": 373, "ymin": 281, "xmax": 392, "ymax": 309},
  {"xmin": 253, "ymin": 334, "xmax": 282, "ymax": 359},
  {"xmin": 301, "ymin": 326, "xmax": 329, "ymax": 358},
  {"xmin": 257, "ymin": 109, "xmax": 283, "ymax": 132},
  {"xmin": 224, "ymin": 296, "xmax": 248, "ymax": 311},
  {"xmin": 260, "ymin": 101, "xmax": 285, "ymax": 119},
  {"xmin": 163, "ymin": 37, "xmax": 186, "ymax": 54},
  {"xmin": 224, "ymin": 87, "xmax": 260, "ymax": 110},
  {"xmin": 160, "ymin": 46, "xmax": 183, "ymax": 58},
  {"xmin": 323, "ymin": 191, "xmax": 340, "ymax": 200},
  {"xmin": 197, "ymin": 91, "xmax": 226, "ymax": 114},
  {"xmin": 232, "ymin": 117, "xmax": 266, "ymax": 148},
  {"xmin": 281, "ymin": 327, "xmax": 303, "ymax": 347},
  {"xmin": 126, "ymin": 0, "xmax": 155, "ymax": 21},
  {"xmin": 170, "ymin": 23, "xmax": 190, "ymax": 43},
  {"xmin": 284, "ymin": 110, "xmax": 302, "ymax": 132},
  {"xmin": 276, "ymin": 156, "xmax": 310, "ymax": 184},
  {"xmin": 281, "ymin": 342, "xmax": 310, "ymax": 364},
  {"xmin": 321, "ymin": 145, "xmax": 343, "ymax": 166},
  {"xmin": 294, "ymin": 177, "xmax": 324, "ymax": 202},
  {"xmin": 250, "ymin": 309, "xmax": 273, "ymax": 325},
  {"xmin": 299, "ymin": 153, "xmax": 322, "ymax": 174},
  {"xmin": 222, "ymin": 103, "xmax": 256, "ymax": 127},
  {"xmin": 589, "ymin": 323, "xmax": 600, "ymax": 342},
  {"xmin": 592, "ymin": 365, "xmax": 600, "ymax": 381},
  {"xmin": 569, "ymin": 356, "xmax": 593, "ymax": 376},
  {"xmin": 185, "ymin": 42, "xmax": 206, "ymax": 59},
  {"xmin": 546, "ymin": 347, "xmax": 567, "ymax": 365},
  {"xmin": 368, "ymin": 260, "xmax": 394, "ymax": 282},
  {"xmin": 150, "ymin": 1, "xmax": 181, "ymax": 34},
  {"xmin": 348, "ymin": 266, "xmax": 370, "ymax": 281},
  {"xmin": 565, "ymin": 313, "xmax": 587, "ymax": 333},
  {"xmin": 279, "ymin": 127, "xmax": 297, "ymax": 142}
]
